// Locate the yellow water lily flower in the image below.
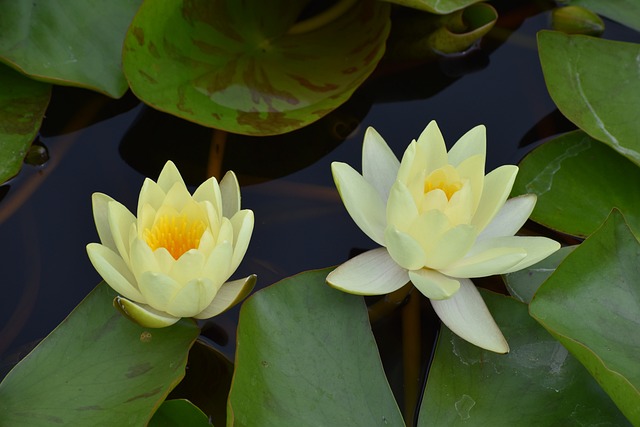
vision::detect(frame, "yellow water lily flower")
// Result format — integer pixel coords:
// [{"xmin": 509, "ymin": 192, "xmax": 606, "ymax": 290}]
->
[
  {"xmin": 86, "ymin": 161, "xmax": 255, "ymax": 328},
  {"xmin": 327, "ymin": 121, "xmax": 560, "ymax": 353}
]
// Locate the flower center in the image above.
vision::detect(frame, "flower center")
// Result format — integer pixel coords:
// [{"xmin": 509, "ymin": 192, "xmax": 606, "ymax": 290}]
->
[
  {"xmin": 424, "ymin": 165, "xmax": 462, "ymax": 200},
  {"xmin": 144, "ymin": 214, "xmax": 206, "ymax": 259}
]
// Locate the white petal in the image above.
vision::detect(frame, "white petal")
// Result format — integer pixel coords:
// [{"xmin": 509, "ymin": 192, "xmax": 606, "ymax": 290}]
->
[
  {"xmin": 194, "ymin": 275, "xmax": 257, "ymax": 319},
  {"xmin": 409, "ymin": 269, "xmax": 460, "ymax": 300},
  {"xmin": 424, "ymin": 224, "xmax": 477, "ymax": 270},
  {"xmin": 362, "ymin": 127, "xmax": 400, "ymax": 204},
  {"xmin": 129, "ymin": 237, "xmax": 160, "ymax": 283},
  {"xmin": 193, "ymin": 176, "xmax": 223, "ymax": 219},
  {"xmin": 157, "ymin": 161, "xmax": 186, "ymax": 193},
  {"xmin": 326, "ymin": 248, "xmax": 410, "ymax": 295},
  {"xmin": 86, "ymin": 243, "xmax": 144, "ymax": 302},
  {"xmin": 114, "ymin": 296, "xmax": 180, "ymax": 328},
  {"xmin": 478, "ymin": 194, "xmax": 536, "ymax": 240},
  {"xmin": 431, "ymin": 278, "xmax": 509, "ymax": 353},
  {"xmin": 202, "ymin": 240, "xmax": 234, "ymax": 288},
  {"xmin": 137, "ymin": 178, "xmax": 166, "ymax": 216},
  {"xmin": 165, "ymin": 278, "xmax": 216, "ymax": 317},
  {"xmin": 220, "ymin": 170, "xmax": 241, "ymax": 218},
  {"xmin": 331, "ymin": 162, "xmax": 386, "ymax": 245},
  {"xmin": 386, "ymin": 181, "xmax": 419, "ymax": 232},
  {"xmin": 447, "ymin": 125, "xmax": 486, "ymax": 167},
  {"xmin": 229, "ymin": 210, "xmax": 254, "ymax": 273},
  {"xmin": 496, "ymin": 236, "xmax": 561, "ymax": 274},
  {"xmin": 107, "ymin": 200, "xmax": 136, "ymax": 264},
  {"xmin": 91, "ymin": 193, "xmax": 117, "ymax": 252},
  {"xmin": 170, "ymin": 250, "xmax": 206, "ymax": 284},
  {"xmin": 440, "ymin": 244, "xmax": 526, "ymax": 278},
  {"xmin": 415, "ymin": 121, "xmax": 448, "ymax": 175},
  {"xmin": 472, "ymin": 165, "xmax": 518, "ymax": 232},
  {"xmin": 138, "ymin": 271, "xmax": 181, "ymax": 311},
  {"xmin": 164, "ymin": 181, "xmax": 193, "ymax": 212},
  {"xmin": 385, "ymin": 226, "xmax": 426, "ymax": 270}
]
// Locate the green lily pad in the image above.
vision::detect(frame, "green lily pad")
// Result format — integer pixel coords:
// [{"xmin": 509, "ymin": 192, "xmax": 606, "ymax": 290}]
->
[
  {"xmin": 0, "ymin": 282, "xmax": 199, "ymax": 426},
  {"xmin": 0, "ymin": 64, "xmax": 50, "ymax": 184},
  {"xmin": 228, "ymin": 268, "xmax": 404, "ymax": 426},
  {"xmin": 530, "ymin": 210, "xmax": 640, "ymax": 425},
  {"xmin": 419, "ymin": 290, "xmax": 630, "ymax": 426},
  {"xmin": 149, "ymin": 399, "xmax": 211, "ymax": 427},
  {"xmin": 382, "ymin": 0, "xmax": 485, "ymax": 14},
  {"xmin": 0, "ymin": 0, "xmax": 142, "ymax": 97},
  {"xmin": 511, "ymin": 131, "xmax": 640, "ymax": 238},
  {"xmin": 562, "ymin": 0, "xmax": 640, "ymax": 31},
  {"xmin": 538, "ymin": 31, "xmax": 640, "ymax": 165},
  {"xmin": 122, "ymin": 0, "xmax": 390, "ymax": 136},
  {"xmin": 504, "ymin": 246, "xmax": 576, "ymax": 304}
]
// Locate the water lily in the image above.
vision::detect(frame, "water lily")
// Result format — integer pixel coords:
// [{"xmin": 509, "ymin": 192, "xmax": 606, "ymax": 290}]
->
[
  {"xmin": 327, "ymin": 121, "xmax": 560, "ymax": 353},
  {"xmin": 86, "ymin": 161, "xmax": 255, "ymax": 328}
]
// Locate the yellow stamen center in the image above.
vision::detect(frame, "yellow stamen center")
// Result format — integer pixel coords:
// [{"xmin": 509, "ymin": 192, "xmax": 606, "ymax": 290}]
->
[
  {"xmin": 144, "ymin": 214, "xmax": 206, "ymax": 260},
  {"xmin": 424, "ymin": 165, "xmax": 462, "ymax": 200}
]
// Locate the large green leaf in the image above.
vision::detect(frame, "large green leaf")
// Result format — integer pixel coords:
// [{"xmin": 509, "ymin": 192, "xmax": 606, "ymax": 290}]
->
[
  {"xmin": 149, "ymin": 399, "xmax": 211, "ymax": 427},
  {"xmin": 0, "ymin": 64, "xmax": 50, "ymax": 184},
  {"xmin": 228, "ymin": 268, "xmax": 404, "ymax": 426},
  {"xmin": 562, "ymin": 0, "xmax": 640, "ymax": 31},
  {"xmin": 538, "ymin": 31, "xmax": 640, "ymax": 165},
  {"xmin": 0, "ymin": 0, "xmax": 142, "ymax": 97},
  {"xmin": 530, "ymin": 211, "xmax": 640, "ymax": 425},
  {"xmin": 511, "ymin": 131, "xmax": 640, "ymax": 238},
  {"xmin": 419, "ymin": 290, "xmax": 630, "ymax": 426},
  {"xmin": 0, "ymin": 282, "xmax": 199, "ymax": 426},
  {"xmin": 122, "ymin": 0, "xmax": 390, "ymax": 135},
  {"xmin": 382, "ymin": 0, "xmax": 485, "ymax": 14}
]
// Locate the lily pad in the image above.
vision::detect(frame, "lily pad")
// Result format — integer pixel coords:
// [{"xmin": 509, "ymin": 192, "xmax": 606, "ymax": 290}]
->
[
  {"xmin": 538, "ymin": 31, "xmax": 640, "ymax": 165},
  {"xmin": 530, "ymin": 210, "xmax": 640, "ymax": 425},
  {"xmin": 0, "ymin": 282, "xmax": 199, "ymax": 426},
  {"xmin": 419, "ymin": 290, "xmax": 630, "ymax": 426},
  {"xmin": 0, "ymin": 64, "xmax": 50, "ymax": 184},
  {"xmin": 149, "ymin": 399, "xmax": 211, "ymax": 427},
  {"xmin": 562, "ymin": 0, "xmax": 640, "ymax": 31},
  {"xmin": 122, "ymin": 0, "xmax": 390, "ymax": 135},
  {"xmin": 511, "ymin": 131, "xmax": 640, "ymax": 238},
  {"xmin": 0, "ymin": 0, "xmax": 141, "ymax": 97},
  {"xmin": 228, "ymin": 268, "xmax": 404, "ymax": 426},
  {"xmin": 382, "ymin": 0, "xmax": 485, "ymax": 14}
]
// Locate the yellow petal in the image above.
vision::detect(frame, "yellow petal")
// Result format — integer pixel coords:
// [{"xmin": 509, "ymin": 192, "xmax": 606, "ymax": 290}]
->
[
  {"xmin": 198, "ymin": 229, "xmax": 216, "ymax": 255},
  {"xmin": 416, "ymin": 120, "xmax": 448, "ymax": 175},
  {"xmin": 194, "ymin": 275, "xmax": 257, "ymax": 319},
  {"xmin": 409, "ymin": 268, "xmax": 460, "ymax": 300},
  {"xmin": 220, "ymin": 170, "xmax": 241, "ymax": 219},
  {"xmin": 170, "ymin": 250, "xmax": 206, "ymax": 284},
  {"xmin": 471, "ymin": 165, "xmax": 518, "ymax": 232},
  {"xmin": 326, "ymin": 248, "xmax": 409, "ymax": 295},
  {"xmin": 385, "ymin": 226, "xmax": 426, "ymax": 270},
  {"xmin": 424, "ymin": 224, "xmax": 477, "ymax": 270},
  {"xmin": 91, "ymin": 193, "xmax": 117, "ymax": 253},
  {"xmin": 86, "ymin": 243, "xmax": 144, "ymax": 303},
  {"xmin": 129, "ymin": 237, "xmax": 160, "ymax": 282},
  {"xmin": 202, "ymin": 240, "xmax": 234, "ymax": 288},
  {"xmin": 487, "ymin": 236, "xmax": 561, "ymax": 274},
  {"xmin": 430, "ymin": 278, "xmax": 509, "ymax": 353},
  {"xmin": 193, "ymin": 175, "xmax": 223, "ymax": 217},
  {"xmin": 107, "ymin": 200, "xmax": 136, "ymax": 264},
  {"xmin": 138, "ymin": 271, "xmax": 181, "ymax": 311},
  {"xmin": 477, "ymin": 194, "xmax": 536, "ymax": 240},
  {"xmin": 229, "ymin": 210, "xmax": 254, "ymax": 273},
  {"xmin": 410, "ymin": 210, "xmax": 450, "ymax": 257},
  {"xmin": 362, "ymin": 127, "xmax": 400, "ymax": 203},
  {"xmin": 444, "ymin": 182, "xmax": 474, "ymax": 226},
  {"xmin": 153, "ymin": 247, "xmax": 175, "ymax": 275},
  {"xmin": 114, "ymin": 296, "xmax": 180, "ymax": 328},
  {"xmin": 447, "ymin": 124, "xmax": 486, "ymax": 167},
  {"xmin": 156, "ymin": 161, "xmax": 186, "ymax": 193},
  {"xmin": 164, "ymin": 181, "xmax": 193, "ymax": 212},
  {"xmin": 165, "ymin": 278, "xmax": 216, "ymax": 317},
  {"xmin": 137, "ymin": 178, "xmax": 165, "ymax": 216},
  {"xmin": 420, "ymin": 188, "xmax": 448, "ymax": 213},
  {"xmin": 331, "ymin": 162, "xmax": 386, "ymax": 245},
  {"xmin": 454, "ymin": 154, "xmax": 485, "ymax": 214},
  {"xmin": 386, "ymin": 181, "xmax": 419, "ymax": 232},
  {"xmin": 440, "ymin": 245, "xmax": 526, "ymax": 278},
  {"xmin": 216, "ymin": 217, "xmax": 234, "ymax": 246}
]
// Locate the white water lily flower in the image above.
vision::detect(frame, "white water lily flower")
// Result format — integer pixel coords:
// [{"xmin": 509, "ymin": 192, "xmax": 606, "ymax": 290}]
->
[
  {"xmin": 327, "ymin": 121, "xmax": 560, "ymax": 353},
  {"xmin": 86, "ymin": 161, "xmax": 255, "ymax": 328}
]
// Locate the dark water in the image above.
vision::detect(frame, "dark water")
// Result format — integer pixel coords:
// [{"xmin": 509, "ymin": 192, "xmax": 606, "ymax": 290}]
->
[{"xmin": 1, "ymin": 1, "xmax": 638, "ymax": 382}]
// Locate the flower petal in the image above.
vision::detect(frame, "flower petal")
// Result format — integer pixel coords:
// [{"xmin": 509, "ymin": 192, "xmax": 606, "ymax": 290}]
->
[
  {"xmin": 129, "ymin": 237, "xmax": 160, "ymax": 283},
  {"xmin": 454, "ymin": 154, "xmax": 485, "ymax": 214},
  {"xmin": 488, "ymin": 236, "xmax": 561, "ymax": 274},
  {"xmin": 331, "ymin": 162, "xmax": 386, "ymax": 245},
  {"xmin": 409, "ymin": 269, "xmax": 460, "ymax": 300},
  {"xmin": 229, "ymin": 209, "xmax": 254, "ymax": 273},
  {"xmin": 362, "ymin": 127, "xmax": 400, "ymax": 204},
  {"xmin": 165, "ymin": 278, "xmax": 216, "ymax": 317},
  {"xmin": 220, "ymin": 170, "xmax": 241, "ymax": 218},
  {"xmin": 447, "ymin": 124, "xmax": 486, "ymax": 167},
  {"xmin": 156, "ymin": 161, "xmax": 186, "ymax": 193},
  {"xmin": 471, "ymin": 165, "xmax": 518, "ymax": 232},
  {"xmin": 202, "ymin": 240, "xmax": 234, "ymax": 288},
  {"xmin": 424, "ymin": 224, "xmax": 477, "ymax": 270},
  {"xmin": 107, "ymin": 200, "xmax": 136, "ymax": 263},
  {"xmin": 326, "ymin": 248, "xmax": 410, "ymax": 295},
  {"xmin": 164, "ymin": 181, "xmax": 193, "ymax": 212},
  {"xmin": 91, "ymin": 193, "xmax": 117, "ymax": 252},
  {"xmin": 415, "ymin": 120, "xmax": 448, "ymax": 175},
  {"xmin": 170, "ymin": 250, "xmax": 206, "ymax": 284},
  {"xmin": 477, "ymin": 194, "xmax": 536, "ymax": 240},
  {"xmin": 430, "ymin": 278, "xmax": 509, "ymax": 353},
  {"xmin": 193, "ymin": 176, "xmax": 223, "ymax": 218},
  {"xmin": 194, "ymin": 274, "xmax": 257, "ymax": 319},
  {"xmin": 385, "ymin": 226, "xmax": 426, "ymax": 270},
  {"xmin": 114, "ymin": 296, "xmax": 180, "ymax": 328},
  {"xmin": 440, "ymin": 243, "xmax": 526, "ymax": 278},
  {"xmin": 86, "ymin": 243, "xmax": 144, "ymax": 302},
  {"xmin": 387, "ymin": 181, "xmax": 419, "ymax": 232},
  {"xmin": 137, "ymin": 178, "xmax": 166, "ymax": 216},
  {"xmin": 138, "ymin": 271, "xmax": 181, "ymax": 311}
]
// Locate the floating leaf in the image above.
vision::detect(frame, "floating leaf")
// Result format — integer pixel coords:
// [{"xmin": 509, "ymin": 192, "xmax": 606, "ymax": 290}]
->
[
  {"xmin": 382, "ymin": 0, "xmax": 485, "ymax": 14},
  {"xmin": 504, "ymin": 246, "xmax": 576, "ymax": 304},
  {"xmin": 419, "ymin": 290, "xmax": 630, "ymax": 426},
  {"xmin": 0, "ymin": 282, "xmax": 199, "ymax": 426},
  {"xmin": 551, "ymin": 6, "xmax": 605, "ymax": 36},
  {"xmin": 0, "ymin": 64, "xmax": 50, "ymax": 184},
  {"xmin": 561, "ymin": 0, "xmax": 640, "ymax": 32},
  {"xmin": 122, "ymin": 0, "xmax": 390, "ymax": 136},
  {"xmin": 0, "ymin": 0, "xmax": 142, "ymax": 97},
  {"xmin": 530, "ymin": 210, "xmax": 640, "ymax": 425},
  {"xmin": 511, "ymin": 131, "xmax": 640, "ymax": 238},
  {"xmin": 228, "ymin": 268, "xmax": 404, "ymax": 426},
  {"xmin": 149, "ymin": 399, "xmax": 211, "ymax": 427},
  {"xmin": 538, "ymin": 31, "xmax": 640, "ymax": 165}
]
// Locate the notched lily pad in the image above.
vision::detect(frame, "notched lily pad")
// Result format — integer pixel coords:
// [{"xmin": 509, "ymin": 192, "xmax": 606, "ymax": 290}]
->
[{"xmin": 122, "ymin": 0, "xmax": 390, "ymax": 136}]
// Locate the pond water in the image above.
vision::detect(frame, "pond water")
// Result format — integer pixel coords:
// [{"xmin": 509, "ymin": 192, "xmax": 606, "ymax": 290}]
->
[{"xmin": 1, "ymin": 0, "xmax": 638, "ymax": 412}]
